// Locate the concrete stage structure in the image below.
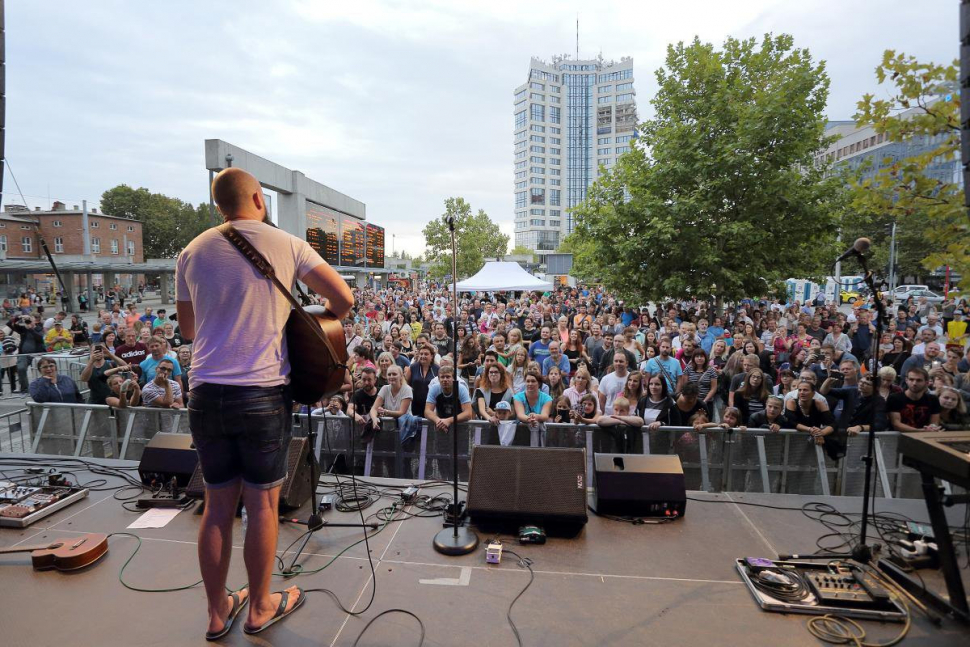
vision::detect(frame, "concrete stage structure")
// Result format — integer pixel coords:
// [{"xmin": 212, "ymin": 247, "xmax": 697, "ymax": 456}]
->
[{"xmin": 0, "ymin": 454, "xmax": 967, "ymax": 646}]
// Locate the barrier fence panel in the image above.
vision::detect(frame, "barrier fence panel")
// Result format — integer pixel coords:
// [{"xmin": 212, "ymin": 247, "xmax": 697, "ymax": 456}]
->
[
  {"xmin": 0, "ymin": 408, "xmax": 30, "ymax": 453},
  {"xmin": 10, "ymin": 402, "xmax": 945, "ymax": 499}
]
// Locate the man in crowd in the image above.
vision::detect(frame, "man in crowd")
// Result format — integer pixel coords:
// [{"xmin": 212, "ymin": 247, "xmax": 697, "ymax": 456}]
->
[
  {"xmin": 141, "ymin": 357, "xmax": 184, "ymax": 409},
  {"xmin": 887, "ymin": 367, "xmax": 941, "ymax": 432},
  {"xmin": 344, "ymin": 319, "xmax": 363, "ymax": 356},
  {"xmin": 642, "ymin": 338, "xmax": 684, "ymax": 393},
  {"xmin": 599, "ymin": 353, "xmax": 630, "ymax": 415},
  {"xmin": 424, "ymin": 365, "xmax": 473, "ymax": 432},
  {"xmin": 115, "ymin": 329, "xmax": 149, "ymax": 377},
  {"xmin": 542, "ymin": 341, "xmax": 571, "ymax": 383},
  {"xmin": 900, "ymin": 341, "xmax": 943, "ymax": 379},
  {"xmin": 528, "ymin": 325, "xmax": 553, "ymax": 363},
  {"xmin": 430, "ymin": 321, "xmax": 453, "ymax": 358},
  {"xmin": 598, "ymin": 334, "xmax": 637, "ymax": 379},
  {"xmin": 584, "ymin": 322, "xmax": 604, "ymax": 358},
  {"xmin": 348, "ymin": 366, "xmax": 381, "ymax": 444},
  {"xmin": 139, "ymin": 336, "xmax": 182, "ymax": 384}
]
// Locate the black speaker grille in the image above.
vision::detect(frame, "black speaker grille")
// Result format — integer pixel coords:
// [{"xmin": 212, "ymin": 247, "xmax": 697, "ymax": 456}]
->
[{"xmin": 467, "ymin": 446, "xmax": 587, "ymax": 529}]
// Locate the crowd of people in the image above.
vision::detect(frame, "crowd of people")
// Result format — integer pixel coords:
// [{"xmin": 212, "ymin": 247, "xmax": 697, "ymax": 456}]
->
[
  {"xmin": 3, "ymin": 281, "xmax": 969, "ymax": 455},
  {"xmin": 2, "ymin": 302, "xmax": 187, "ymax": 409},
  {"xmin": 310, "ymin": 283, "xmax": 970, "ymax": 456}
]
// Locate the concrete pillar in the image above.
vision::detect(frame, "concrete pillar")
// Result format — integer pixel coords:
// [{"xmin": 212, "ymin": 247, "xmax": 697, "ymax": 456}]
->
[
  {"xmin": 278, "ymin": 170, "xmax": 307, "ymax": 238},
  {"xmin": 159, "ymin": 273, "xmax": 173, "ymax": 305},
  {"xmin": 61, "ymin": 272, "xmax": 75, "ymax": 314},
  {"xmin": 85, "ymin": 272, "xmax": 94, "ymax": 313}
]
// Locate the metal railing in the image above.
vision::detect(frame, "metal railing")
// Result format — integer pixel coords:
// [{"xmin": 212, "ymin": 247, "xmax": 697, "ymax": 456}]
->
[{"xmin": 3, "ymin": 402, "xmax": 935, "ymax": 499}]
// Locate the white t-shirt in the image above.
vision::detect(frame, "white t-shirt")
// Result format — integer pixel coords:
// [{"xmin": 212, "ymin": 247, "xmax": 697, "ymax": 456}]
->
[
  {"xmin": 599, "ymin": 371, "xmax": 629, "ymax": 415},
  {"xmin": 377, "ymin": 383, "xmax": 413, "ymax": 414},
  {"xmin": 176, "ymin": 220, "xmax": 324, "ymax": 390}
]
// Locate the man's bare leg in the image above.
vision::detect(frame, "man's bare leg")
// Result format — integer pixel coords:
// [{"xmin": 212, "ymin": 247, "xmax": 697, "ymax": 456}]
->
[
  {"xmin": 198, "ymin": 480, "xmax": 248, "ymax": 634},
  {"xmin": 242, "ymin": 484, "xmax": 300, "ymax": 629}
]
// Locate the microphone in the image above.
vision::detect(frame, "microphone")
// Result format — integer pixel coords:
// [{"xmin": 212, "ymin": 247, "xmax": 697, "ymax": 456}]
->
[{"xmin": 835, "ymin": 238, "xmax": 870, "ymax": 263}]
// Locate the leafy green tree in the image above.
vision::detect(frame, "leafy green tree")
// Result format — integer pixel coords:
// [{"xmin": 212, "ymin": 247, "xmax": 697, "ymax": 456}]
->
[
  {"xmin": 509, "ymin": 245, "xmax": 536, "ymax": 261},
  {"xmin": 422, "ymin": 197, "xmax": 509, "ymax": 279},
  {"xmin": 100, "ymin": 185, "xmax": 212, "ymax": 258},
  {"xmin": 849, "ymin": 51, "xmax": 967, "ymax": 285},
  {"xmin": 571, "ymin": 34, "xmax": 842, "ymax": 306}
]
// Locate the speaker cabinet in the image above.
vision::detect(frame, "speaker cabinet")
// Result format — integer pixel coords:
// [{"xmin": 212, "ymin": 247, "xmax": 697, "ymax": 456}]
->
[
  {"xmin": 147, "ymin": 433, "xmax": 319, "ymax": 511},
  {"xmin": 466, "ymin": 445, "xmax": 588, "ymax": 536},
  {"xmin": 593, "ymin": 453, "xmax": 686, "ymax": 518}
]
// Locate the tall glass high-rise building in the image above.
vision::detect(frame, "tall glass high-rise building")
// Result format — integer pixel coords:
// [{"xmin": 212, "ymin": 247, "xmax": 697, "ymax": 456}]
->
[{"xmin": 513, "ymin": 55, "xmax": 636, "ymax": 256}]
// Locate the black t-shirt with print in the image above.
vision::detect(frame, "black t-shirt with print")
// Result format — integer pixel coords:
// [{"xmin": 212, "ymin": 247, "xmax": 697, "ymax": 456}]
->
[{"xmin": 886, "ymin": 391, "xmax": 941, "ymax": 430}]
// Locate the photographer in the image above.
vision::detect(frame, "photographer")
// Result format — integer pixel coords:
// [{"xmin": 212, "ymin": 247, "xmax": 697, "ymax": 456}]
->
[
  {"xmin": 10, "ymin": 314, "xmax": 45, "ymax": 395},
  {"xmin": 79, "ymin": 343, "xmax": 127, "ymax": 405},
  {"xmin": 104, "ymin": 373, "xmax": 141, "ymax": 408}
]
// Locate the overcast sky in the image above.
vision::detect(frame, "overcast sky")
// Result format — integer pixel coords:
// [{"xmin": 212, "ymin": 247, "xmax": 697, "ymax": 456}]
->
[{"xmin": 3, "ymin": 0, "xmax": 958, "ymax": 257}]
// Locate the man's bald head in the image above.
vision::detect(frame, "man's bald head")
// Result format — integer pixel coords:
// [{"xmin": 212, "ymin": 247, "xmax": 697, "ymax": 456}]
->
[{"xmin": 211, "ymin": 168, "xmax": 265, "ymax": 221}]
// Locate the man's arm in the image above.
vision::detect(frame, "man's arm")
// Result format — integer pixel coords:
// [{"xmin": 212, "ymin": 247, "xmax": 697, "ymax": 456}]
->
[
  {"xmin": 175, "ymin": 301, "xmax": 195, "ymax": 341},
  {"xmin": 888, "ymin": 411, "xmax": 924, "ymax": 433},
  {"xmin": 424, "ymin": 401, "xmax": 440, "ymax": 426},
  {"xmin": 301, "ymin": 263, "xmax": 354, "ymax": 319}
]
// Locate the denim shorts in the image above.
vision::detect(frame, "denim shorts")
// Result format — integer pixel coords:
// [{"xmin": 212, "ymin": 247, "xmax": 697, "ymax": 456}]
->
[{"xmin": 188, "ymin": 383, "xmax": 291, "ymax": 490}]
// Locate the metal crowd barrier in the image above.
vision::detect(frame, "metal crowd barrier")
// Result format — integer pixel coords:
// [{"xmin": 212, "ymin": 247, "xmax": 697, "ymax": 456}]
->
[{"xmin": 6, "ymin": 402, "xmax": 933, "ymax": 499}]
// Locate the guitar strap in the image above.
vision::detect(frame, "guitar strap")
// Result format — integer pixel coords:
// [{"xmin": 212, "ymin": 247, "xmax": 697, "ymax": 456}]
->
[{"xmin": 217, "ymin": 223, "xmax": 344, "ymax": 367}]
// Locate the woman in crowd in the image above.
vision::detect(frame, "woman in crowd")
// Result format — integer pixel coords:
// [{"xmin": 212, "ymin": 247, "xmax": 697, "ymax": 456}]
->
[
  {"xmin": 546, "ymin": 366, "xmax": 566, "ymax": 400},
  {"xmin": 622, "ymin": 369, "xmax": 644, "ymax": 405},
  {"xmin": 733, "ymin": 367, "xmax": 770, "ymax": 424},
  {"xmin": 786, "ymin": 381, "xmax": 835, "ymax": 448},
  {"xmin": 880, "ymin": 336, "xmax": 910, "ymax": 375},
  {"xmin": 457, "ymin": 333, "xmax": 481, "ymax": 383},
  {"xmin": 774, "ymin": 368, "xmax": 796, "ymax": 396},
  {"xmin": 637, "ymin": 373, "xmax": 674, "ymax": 430},
  {"xmin": 563, "ymin": 329, "xmax": 588, "ymax": 374},
  {"xmin": 160, "ymin": 321, "xmax": 183, "ymax": 349},
  {"xmin": 622, "ymin": 326, "xmax": 645, "ymax": 365},
  {"xmin": 684, "ymin": 348, "xmax": 718, "ymax": 412},
  {"xmin": 513, "ymin": 371, "xmax": 553, "ymax": 430},
  {"xmin": 476, "ymin": 363, "xmax": 513, "ymax": 422},
  {"xmin": 563, "ymin": 368, "xmax": 595, "ymax": 410},
  {"xmin": 570, "ymin": 393, "xmax": 600, "ymax": 425},
  {"xmin": 555, "ymin": 317, "xmax": 571, "ymax": 344},
  {"xmin": 375, "ymin": 351, "xmax": 395, "ymax": 389},
  {"xmin": 509, "ymin": 346, "xmax": 530, "ymax": 394},
  {"xmin": 408, "ymin": 344, "xmax": 438, "ymax": 417},
  {"xmin": 575, "ymin": 358, "xmax": 600, "ymax": 392},
  {"xmin": 506, "ymin": 328, "xmax": 525, "ymax": 356},
  {"xmin": 370, "ymin": 365, "xmax": 413, "ymax": 428},
  {"xmin": 552, "ymin": 396, "xmax": 573, "ymax": 423},
  {"xmin": 843, "ymin": 375, "xmax": 888, "ymax": 435},
  {"xmin": 938, "ymin": 386, "xmax": 970, "ymax": 430},
  {"xmin": 29, "ymin": 357, "xmax": 83, "ymax": 403}
]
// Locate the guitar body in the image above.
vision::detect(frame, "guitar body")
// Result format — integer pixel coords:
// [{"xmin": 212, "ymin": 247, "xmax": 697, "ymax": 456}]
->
[
  {"xmin": 286, "ymin": 306, "xmax": 349, "ymax": 405},
  {"xmin": 0, "ymin": 533, "xmax": 109, "ymax": 571}
]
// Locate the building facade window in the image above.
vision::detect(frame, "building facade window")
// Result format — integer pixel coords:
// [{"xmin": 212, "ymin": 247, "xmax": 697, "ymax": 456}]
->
[
  {"xmin": 92, "ymin": 237, "xmax": 101, "ymax": 253},
  {"xmin": 127, "ymin": 225, "xmax": 135, "ymax": 232},
  {"xmin": 91, "ymin": 221, "xmax": 99, "ymax": 228},
  {"xmin": 111, "ymin": 239, "xmax": 119, "ymax": 254},
  {"xmin": 550, "ymin": 190, "xmax": 561, "ymax": 206},
  {"xmin": 530, "ymin": 188, "xmax": 545, "ymax": 204},
  {"xmin": 0, "ymin": 235, "xmax": 6, "ymax": 252},
  {"xmin": 54, "ymin": 237, "xmax": 64, "ymax": 253},
  {"xmin": 616, "ymin": 93, "xmax": 634, "ymax": 103},
  {"xmin": 21, "ymin": 236, "xmax": 32, "ymax": 253},
  {"xmin": 598, "ymin": 137, "xmax": 612, "ymax": 145},
  {"xmin": 515, "ymin": 192, "xmax": 527, "ymax": 208},
  {"xmin": 515, "ymin": 110, "xmax": 526, "ymax": 129},
  {"xmin": 549, "ymin": 106, "xmax": 560, "ymax": 124},
  {"xmin": 52, "ymin": 220, "xmax": 62, "ymax": 227},
  {"xmin": 530, "ymin": 104, "xmax": 544, "ymax": 122},
  {"xmin": 128, "ymin": 241, "xmax": 135, "ymax": 256},
  {"xmin": 110, "ymin": 223, "xmax": 118, "ymax": 230}
]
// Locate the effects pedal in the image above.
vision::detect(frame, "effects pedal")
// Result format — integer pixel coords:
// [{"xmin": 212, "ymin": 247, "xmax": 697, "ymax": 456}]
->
[
  {"xmin": 804, "ymin": 566, "xmax": 893, "ymax": 609},
  {"xmin": 318, "ymin": 494, "xmax": 336, "ymax": 512},
  {"xmin": 485, "ymin": 540, "xmax": 503, "ymax": 564},
  {"xmin": 401, "ymin": 486, "xmax": 419, "ymax": 504},
  {"xmin": 136, "ymin": 494, "xmax": 192, "ymax": 509},
  {"xmin": 518, "ymin": 525, "xmax": 546, "ymax": 545}
]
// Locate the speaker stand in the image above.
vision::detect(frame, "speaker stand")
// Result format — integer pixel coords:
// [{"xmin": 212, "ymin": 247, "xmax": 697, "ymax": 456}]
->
[
  {"xmin": 433, "ymin": 525, "xmax": 480, "ymax": 555},
  {"xmin": 279, "ymin": 413, "xmax": 375, "ymax": 576}
]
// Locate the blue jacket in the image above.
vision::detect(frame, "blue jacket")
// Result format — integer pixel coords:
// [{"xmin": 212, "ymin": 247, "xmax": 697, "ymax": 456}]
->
[{"xmin": 29, "ymin": 375, "xmax": 83, "ymax": 403}]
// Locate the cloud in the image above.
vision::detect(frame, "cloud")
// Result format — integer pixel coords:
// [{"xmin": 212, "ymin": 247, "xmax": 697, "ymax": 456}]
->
[{"xmin": 3, "ymin": 0, "xmax": 959, "ymax": 260}]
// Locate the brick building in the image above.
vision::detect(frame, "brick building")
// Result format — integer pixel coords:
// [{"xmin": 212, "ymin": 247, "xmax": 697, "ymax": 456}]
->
[{"xmin": 0, "ymin": 201, "xmax": 144, "ymax": 262}]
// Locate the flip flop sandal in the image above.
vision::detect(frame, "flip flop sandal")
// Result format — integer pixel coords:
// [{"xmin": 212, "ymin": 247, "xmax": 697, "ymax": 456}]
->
[
  {"xmin": 243, "ymin": 588, "xmax": 306, "ymax": 635},
  {"xmin": 205, "ymin": 588, "xmax": 249, "ymax": 641}
]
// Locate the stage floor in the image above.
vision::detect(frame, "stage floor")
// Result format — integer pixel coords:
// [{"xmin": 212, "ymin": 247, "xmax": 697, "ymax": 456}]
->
[{"xmin": 0, "ymin": 454, "xmax": 968, "ymax": 647}]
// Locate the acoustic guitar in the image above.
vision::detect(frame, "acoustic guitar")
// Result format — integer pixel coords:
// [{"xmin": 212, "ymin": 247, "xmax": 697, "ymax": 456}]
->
[
  {"xmin": 287, "ymin": 304, "xmax": 349, "ymax": 405},
  {"xmin": 0, "ymin": 532, "xmax": 108, "ymax": 571}
]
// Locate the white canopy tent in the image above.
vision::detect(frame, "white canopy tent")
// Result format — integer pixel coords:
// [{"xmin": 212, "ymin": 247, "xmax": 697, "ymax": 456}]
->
[{"xmin": 454, "ymin": 261, "xmax": 553, "ymax": 292}]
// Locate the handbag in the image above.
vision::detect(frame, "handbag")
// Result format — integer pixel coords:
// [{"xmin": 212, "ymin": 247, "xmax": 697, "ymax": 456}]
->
[{"xmin": 218, "ymin": 223, "xmax": 348, "ymax": 405}]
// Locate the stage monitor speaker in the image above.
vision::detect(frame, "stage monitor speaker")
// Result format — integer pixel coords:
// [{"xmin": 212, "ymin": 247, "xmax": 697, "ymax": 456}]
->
[
  {"xmin": 466, "ymin": 445, "xmax": 588, "ymax": 536},
  {"xmin": 593, "ymin": 453, "xmax": 686, "ymax": 518},
  {"xmin": 138, "ymin": 432, "xmax": 198, "ymax": 488},
  {"xmin": 145, "ymin": 433, "xmax": 319, "ymax": 511},
  {"xmin": 279, "ymin": 436, "xmax": 320, "ymax": 511}
]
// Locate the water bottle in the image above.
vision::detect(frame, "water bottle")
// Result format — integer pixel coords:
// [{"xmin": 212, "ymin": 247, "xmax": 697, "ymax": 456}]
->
[{"xmin": 240, "ymin": 505, "xmax": 248, "ymax": 534}]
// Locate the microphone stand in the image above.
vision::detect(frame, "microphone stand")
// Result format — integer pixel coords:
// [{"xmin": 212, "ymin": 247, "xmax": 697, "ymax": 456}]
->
[
  {"xmin": 280, "ymin": 406, "xmax": 377, "ymax": 576},
  {"xmin": 433, "ymin": 215, "xmax": 479, "ymax": 556},
  {"xmin": 779, "ymin": 251, "xmax": 887, "ymax": 564}
]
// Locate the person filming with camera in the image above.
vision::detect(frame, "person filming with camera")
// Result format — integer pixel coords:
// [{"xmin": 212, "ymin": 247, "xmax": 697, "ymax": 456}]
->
[{"xmin": 79, "ymin": 343, "xmax": 128, "ymax": 405}]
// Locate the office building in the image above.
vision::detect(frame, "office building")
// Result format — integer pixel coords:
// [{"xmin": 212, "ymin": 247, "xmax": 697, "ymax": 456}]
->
[{"xmin": 513, "ymin": 55, "xmax": 637, "ymax": 256}]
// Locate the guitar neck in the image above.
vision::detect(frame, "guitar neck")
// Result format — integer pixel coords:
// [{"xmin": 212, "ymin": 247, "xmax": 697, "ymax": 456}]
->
[{"xmin": 0, "ymin": 543, "xmax": 53, "ymax": 555}]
